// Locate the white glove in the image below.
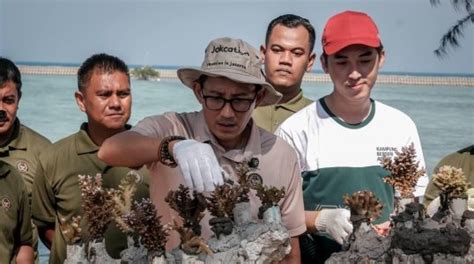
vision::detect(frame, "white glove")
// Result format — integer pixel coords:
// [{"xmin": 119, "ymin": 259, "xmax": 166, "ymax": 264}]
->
[
  {"xmin": 315, "ymin": 208, "xmax": 353, "ymax": 245},
  {"xmin": 426, "ymin": 197, "xmax": 440, "ymax": 217},
  {"xmin": 172, "ymin": 139, "xmax": 224, "ymax": 192}
]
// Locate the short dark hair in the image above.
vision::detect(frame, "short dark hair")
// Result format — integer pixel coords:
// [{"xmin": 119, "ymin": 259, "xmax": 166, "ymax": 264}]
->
[
  {"xmin": 77, "ymin": 53, "xmax": 130, "ymax": 91},
  {"xmin": 321, "ymin": 44, "xmax": 384, "ymax": 66},
  {"xmin": 265, "ymin": 14, "xmax": 316, "ymax": 52},
  {"xmin": 0, "ymin": 57, "xmax": 22, "ymax": 99}
]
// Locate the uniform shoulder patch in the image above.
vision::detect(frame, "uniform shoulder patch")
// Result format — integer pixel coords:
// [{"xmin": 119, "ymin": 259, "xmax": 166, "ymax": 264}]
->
[
  {"xmin": 1, "ymin": 197, "xmax": 11, "ymax": 209},
  {"xmin": 16, "ymin": 160, "xmax": 29, "ymax": 173}
]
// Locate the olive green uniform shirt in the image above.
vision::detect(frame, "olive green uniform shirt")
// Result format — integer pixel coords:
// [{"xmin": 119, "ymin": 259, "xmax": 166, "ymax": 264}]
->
[
  {"xmin": 252, "ymin": 91, "xmax": 313, "ymax": 132},
  {"xmin": 0, "ymin": 119, "xmax": 51, "ymax": 263},
  {"xmin": 0, "ymin": 161, "xmax": 33, "ymax": 264},
  {"xmin": 31, "ymin": 123, "xmax": 149, "ymax": 264},
  {"xmin": 0, "ymin": 119, "xmax": 51, "ymax": 198},
  {"xmin": 423, "ymin": 145, "xmax": 474, "ymax": 207}
]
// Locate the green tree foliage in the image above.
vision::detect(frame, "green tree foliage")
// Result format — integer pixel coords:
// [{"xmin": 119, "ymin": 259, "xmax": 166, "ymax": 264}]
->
[
  {"xmin": 431, "ymin": 0, "xmax": 473, "ymax": 57},
  {"xmin": 131, "ymin": 66, "xmax": 160, "ymax": 80}
]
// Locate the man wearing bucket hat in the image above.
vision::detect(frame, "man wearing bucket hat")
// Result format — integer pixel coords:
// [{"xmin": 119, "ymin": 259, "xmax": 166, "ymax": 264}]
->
[
  {"xmin": 99, "ymin": 37, "xmax": 305, "ymax": 261},
  {"xmin": 276, "ymin": 11, "xmax": 427, "ymax": 262}
]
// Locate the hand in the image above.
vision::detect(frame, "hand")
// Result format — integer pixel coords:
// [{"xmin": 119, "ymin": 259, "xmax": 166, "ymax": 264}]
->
[
  {"xmin": 426, "ymin": 196, "xmax": 440, "ymax": 217},
  {"xmin": 172, "ymin": 139, "xmax": 224, "ymax": 192},
  {"xmin": 314, "ymin": 208, "xmax": 353, "ymax": 245}
]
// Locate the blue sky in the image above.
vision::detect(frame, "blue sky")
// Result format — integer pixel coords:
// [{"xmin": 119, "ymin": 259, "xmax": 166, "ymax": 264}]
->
[{"xmin": 1, "ymin": 0, "xmax": 473, "ymax": 75}]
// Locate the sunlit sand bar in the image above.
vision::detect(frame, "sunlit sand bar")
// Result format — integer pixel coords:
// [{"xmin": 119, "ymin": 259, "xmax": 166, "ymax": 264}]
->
[{"xmin": 18, "ymin": 65, "xmax": 474, "ymax": 87}]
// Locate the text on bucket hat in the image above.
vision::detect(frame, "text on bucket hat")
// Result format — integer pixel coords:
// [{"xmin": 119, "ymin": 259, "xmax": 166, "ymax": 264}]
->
[
  {"xmin": 322, "ymin": 10, "xmax": 381, "ymax": 55},
  {"xmin": 177, "ymin": 37, "xmax": 281, "ymax": 106}
]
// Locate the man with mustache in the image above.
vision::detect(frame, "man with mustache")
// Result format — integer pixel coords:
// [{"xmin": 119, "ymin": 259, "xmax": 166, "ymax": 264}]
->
[
  {"xmin": 99, "ymin": 37, "xmax": 305, "ymax": 263},
  {"xmin": 31, "ymin": 54, "xmax": 149, "ymax": 263},
  {"xmin": 0, "ymin": 57, "xmax": 51, "ymax": 263},
  {"xmin": 253, "ymin": 14, "xmax": 316, "ymax": 132},
  {"xmin": 276, "ymin": 11, "xmax": 428, "ymax": 263}
]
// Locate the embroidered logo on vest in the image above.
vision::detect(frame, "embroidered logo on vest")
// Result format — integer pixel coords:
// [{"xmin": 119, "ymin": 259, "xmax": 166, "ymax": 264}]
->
[
  {"xmin": 16, "ymin": 160, "xmax": 29, "ymax": 173},
  {"xmin": 127, "ymin": 170, "xmax": 143, "ymax": 184},
  {"xmin": 1, "ymin": 197, "xmax": 11, "ymax": 209}
]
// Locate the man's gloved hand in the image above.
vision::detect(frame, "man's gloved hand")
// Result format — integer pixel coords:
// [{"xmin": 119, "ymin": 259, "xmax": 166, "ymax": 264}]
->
[
  {"xmin": 314, "ymin": 208, "xmax": 353, "ymax": 245},
  {"xmin": 172, "ymin": 139, "xmax": 224, "ymax": 192}
]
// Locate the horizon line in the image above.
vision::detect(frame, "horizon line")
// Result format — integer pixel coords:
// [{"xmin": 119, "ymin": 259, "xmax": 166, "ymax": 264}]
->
[{"xmin": 14, "ymin": 60, "xmax": 474, "ymax": 78}]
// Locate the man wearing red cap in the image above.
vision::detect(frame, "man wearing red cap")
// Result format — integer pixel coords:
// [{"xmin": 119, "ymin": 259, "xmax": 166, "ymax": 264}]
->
[{"xmin": 276, "ymin": 11, "xmax": 428, "ymax": 262}]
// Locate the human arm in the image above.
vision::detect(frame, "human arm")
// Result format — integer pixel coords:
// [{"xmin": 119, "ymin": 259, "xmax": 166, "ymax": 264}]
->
[
  {"xmin": 278, "ymin": 123, "xmax": 353, "ymax": 244},
  {"xmin": 98, "ymin": 130, "xmax": 163, "ymax": 168},
  {"xmin": 99, "ymin": 115, "xmax": 223, "ymax": 192},
  {"xmin": 99, "ymin": 114, "xmax": 184, "ymax": 167},
  {"xmin": 408, "ymin": 123, "xmax": 428, "ymax": 198},
  {"xmin": 15, "ymin": 245, "xmax": 34, "ymax": 264},
  {"xmin": 37, "ymin": 226, "xmax": 54, "ymax": 249},
  {"xmin": 31, "ymin": 159, "xmax": 56, "ymax": 248}
]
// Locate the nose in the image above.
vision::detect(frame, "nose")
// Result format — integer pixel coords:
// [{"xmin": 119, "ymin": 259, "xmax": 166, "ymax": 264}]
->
[
  {"xmin": 219, "ymin": 101, "xmax": 235, "ymax": 118},
  {"xmin": 279, "ymin": 51, "xmax": 292, "ymax": 66},
  {"xmin": 348, "ymin": 65, "xmax": 362, "ymax": 80},
  {"xmin": 108, "ymin": 94, "xmax": 121, "ymax": 109}
]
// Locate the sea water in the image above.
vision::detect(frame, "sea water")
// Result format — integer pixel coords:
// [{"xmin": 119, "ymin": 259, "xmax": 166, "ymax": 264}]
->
[{"xmin": 18, "ymin": 74, "xmax": 472, "ymax": 263}]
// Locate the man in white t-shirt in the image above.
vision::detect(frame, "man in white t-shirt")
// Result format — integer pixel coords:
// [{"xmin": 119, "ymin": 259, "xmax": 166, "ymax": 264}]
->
[{"xmin": 276, "ymin": 10, "xmax": 428, "ymax": 263}]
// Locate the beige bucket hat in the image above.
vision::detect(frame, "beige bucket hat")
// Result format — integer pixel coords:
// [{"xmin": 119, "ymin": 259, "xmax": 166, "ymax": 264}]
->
[{"xmin": 177, "ymin": 37, "xmax": 282, "ymax": 106}]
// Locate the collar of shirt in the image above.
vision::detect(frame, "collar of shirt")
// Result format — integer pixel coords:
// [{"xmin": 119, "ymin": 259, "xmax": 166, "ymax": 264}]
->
[
  {"xmin": 75, "ymin": 123, "xmax": 100, "ymax": 155},
  {"xmin": 0, "ymin": 119, "xmax": 26, "ymax": 154},
  {"xmin": 75, "ymin": 123, "xmax": 131, "ymax": 155},
  {"xmin": 274, "ymin": 90, "xmax": 311, "ymax": 113},
  {"xmin": 191, "ymin": 111, "xmax": 263, "ymax": 163},
  {"xmin": 0, "ymin": 162, "xmax": 11, "ymax": 178}
]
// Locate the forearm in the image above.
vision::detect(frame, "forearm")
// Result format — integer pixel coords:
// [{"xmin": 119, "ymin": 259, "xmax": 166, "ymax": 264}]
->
[
  {"xmin": 16, "ymin": 245, "xmax": 34, "ymax": 264},
  {"xmin": 280, "ymin": 237, "xmax": 301, "ymax": 264},
  {"xmin": 305, "ymin": 210, "xmax": 320, "ymax": 233},
  {"xmin": 38, "ymin": 226, "xmax": 54, "ymax": 249},
  {"xmin": 98, "ymin": 131, "xmax": 161, "ymax": 167}
]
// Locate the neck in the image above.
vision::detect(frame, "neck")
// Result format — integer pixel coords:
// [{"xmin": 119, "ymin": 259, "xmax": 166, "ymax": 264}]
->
[
  {"xmin": 86, "ymin": 123, "xmax": 126, "ymax": 146},
  {"xmin": 325, "ymin": 93, "xmax": 372, "ymax": 124}
]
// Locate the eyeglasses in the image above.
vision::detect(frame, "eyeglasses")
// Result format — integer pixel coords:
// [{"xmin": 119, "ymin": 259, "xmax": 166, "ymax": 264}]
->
[{"xmin": 201, "ymin": 91, "xmax": 257, "ymax": 113}]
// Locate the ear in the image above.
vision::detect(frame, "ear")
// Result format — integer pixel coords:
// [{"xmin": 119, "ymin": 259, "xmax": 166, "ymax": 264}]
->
[
  {"xmin": 306, "ymin": 52, "xmax": 316, "ymax": 72},
  {"xmin": 259, "ymin": 45, "xmax": 267, "ymax": 63},
  {"xmin": 192, "ymin": 81, "xmax": 204, "ymax": 105},
  {"xmin": 75, "ymin": 90, "xmax": 86, "ymax": 112},
  {"xmin": 320, "ymin": 55, "xmax": 329, "ymax": 74},
  {"xmin": 378, "ymin": 50, "xmax": 386, "ymax": 68}
]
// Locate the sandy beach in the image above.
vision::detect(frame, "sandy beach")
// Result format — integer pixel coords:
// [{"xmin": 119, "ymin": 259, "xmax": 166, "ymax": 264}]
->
[{"xmin": 18, "ymin": 65, "xmax": 474, "ymax": 87}]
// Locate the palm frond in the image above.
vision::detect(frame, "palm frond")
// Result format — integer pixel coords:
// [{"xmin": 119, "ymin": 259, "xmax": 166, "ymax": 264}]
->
[{"xmin": 434, "ymin": 12, "xmax": 474, "ymax": 57}]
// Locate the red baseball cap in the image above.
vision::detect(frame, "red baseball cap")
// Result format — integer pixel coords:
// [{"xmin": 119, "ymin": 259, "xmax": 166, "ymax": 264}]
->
[{"xmin": 322, "ymin": 11, "xmax": 381, "ymax": 55}]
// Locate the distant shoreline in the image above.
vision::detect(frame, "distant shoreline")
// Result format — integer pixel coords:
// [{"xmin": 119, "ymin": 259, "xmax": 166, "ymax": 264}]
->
[{"xmin": 18, "ymin": 65, "xmax": 474, "ymax": 87}]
